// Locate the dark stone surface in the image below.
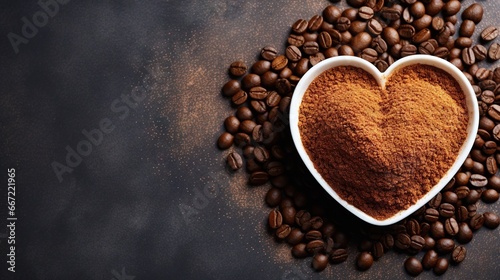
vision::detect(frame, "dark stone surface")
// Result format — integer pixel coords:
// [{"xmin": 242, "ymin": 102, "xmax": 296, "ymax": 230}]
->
[{"xmin": 0, "ymin": 0, "xmax": 499, "ymax": 279}]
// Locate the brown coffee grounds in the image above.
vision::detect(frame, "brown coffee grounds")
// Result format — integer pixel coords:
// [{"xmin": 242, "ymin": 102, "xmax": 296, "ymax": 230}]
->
[{"xmin": 299, "ymin": 64, "xmax": 468, "ymax": 220}]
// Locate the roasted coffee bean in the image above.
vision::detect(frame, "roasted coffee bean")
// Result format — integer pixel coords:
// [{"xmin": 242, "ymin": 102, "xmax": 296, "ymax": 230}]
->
[
  {"xmin": 439, "ymin": 203, "xmax": 455, "ymax": 218},
  {"xmin": 451, "ymin": 246, "xmax": 467, "ymax": 264},
  {"xmin": 292, "ymin": 243, "xmax": 308, "ymax": 258},
  {"xmin": 457, "ymin": 222, "xmax": 473, "ymax": 244},
  {"xmin": 445, "ymin": 218, "xmax": 459, "ymax": 236},
  {"xmin": 276, "ymin": 224, "xmax": 291, "ymax": 239},
  {"xmin": 431, "ymin": 221, "xmax": 445, "ymax": 239},
  {"xmin": 268, "ymin": 209, "xmax": 283, "ymax": 229},
  {"xmin": 222, "ymin": 80, "xmax": 241, "ymax": 97},
  {"xmin": 422, "ymin": 250, "xmax": 438, "ymax": 270},
  {"xmin": 374, "ymin": 59, "xmax": 388, "ymax": 72},
  {"xmin": 434, "ymin": 47, "xmax": 449, "ymax": 59},
  {"xmin": 469, "ymin": 174, "xmax": 488, "ymax": 188},
  {"xmin": 481, "ymin": 90, "xmax": 495, "ymax": 105},
  {"xmin": 224, "ymin": 116, "xmax": 240, "ymax": 134},
  {"xmin": 406, "ymin": 219, "xmax": 420, "ymax": 236},
  {"xmin": 395, "ymin": 233, "xmax": 411, "ymax": 250},
  {"xmin": 423, "ymin": 236, "xmax": 435, "ymax": 251},
  {"xmin": 312, "ymin": 254, "xmax": 328, "ymax": 272},
  {"xmin": 462, "ymin": 48, "xmax": 476, "ymax": 66},
  {"xmin": 288, "ymin": 34, "xmax": 305, "ymax": 47},
  {"xmin": 482, "ymin": 189, "xmax": 499, "ymax": 203},
  {"xmin": 481, "ymin": 26, "xmax": 499, "ymax": 42},
  {"xmin": 229, "ymin": 61, "xmax": 247, "ymax": 77},
  {"xmin": 428, "ymin": 193, "xmax": 442, "ymax": 208},
  {"xmin": 265, "ymin": 187, "xmax": 282, "ymax": 207},
  {"xmin": 436, "ymin": 238, "xmax": 455, "ymax": 254},
  {"xmin": 360, "ymin": 48, "xmax": 378, "ymax": 62},
  {"xmin": 275, "ymin": 78, "xmax": 292, "ymax": 95},
  {"xmin": 260, "ymin": 46, "xmax": 278, "ymax": 61},
  {"xmin": 347, "ymin": 0, "xmax": 365, "ymax": 8},
  {"xmin": 338, "ymin": 45, "xmax": 354, "ymax": 56},
  {"xmin": 372, "ymin": 241, "xmax": 384, "ymax": 259},
  {"xmin": 242, "ymin": 74, "xmax": 261, "ymax": 89},
  {"xmin": 459, "ymin": 20, "xmax": 476, "ymax": 38},
  {"xmin": 308, "ymin": 15, "xmax": 323, "ymax": 32},
  {"xmin": 431, "ymin": 17, "xmax": 444, "ymax": 31},
  {"xmin": 330, "ymin": 248, "xmax": 348, "ymax": 263},
  {"xmin": 349, "ymin": 20, "xmax": 367, "ymax": 34},
  {"xmin": 489, "ymin": 175, "xmax": 500, "ymax": 191},
  {"xmin": 356, "ymin": 252, "xmax": 373, "ymax": 271},
  {"xmin": 358, "ymin": 6, "xmax": 374, "ymax": 20},
  {"xmin": 381, "ymin": 7, "xmax": 401, "ymax": 21},
  {"xmin": 236, "ymin": 106, "xmax": 253, "ymax": 121},
  {"xmin": 412, "ymin": 28, "xmax": 430, "ymax": 44},
  {"xmin": 281, "ymin": 206, "xmax": 296, "ymax": 225},
  {"xmin": 405, "ymin": 257, "xmax": 423, "ymax": 276},
  {"xmin": 470, "ymin": 213, "xmax": 485, "ymax": 230},
  {"xmin": 367, "ymin": 18, "xmax": 383, "ymax": 35},
  {"xmin": 462, "ymin": 3, "xmax": 484, "ymax": 23},
  {"xmin": 253, "ymin": 146, "xmax": 270, "ymax": 163},
  {"xmin": 248, "ymin": 87, "xmax": 267, "ymax": 100},
  {"xmin": 335, "ymin": 17, "xmax": 351, "ymax": 32},
  {"xmin": 489, "ymin": 43, "xmax": 500, "ymax": 61},
  {"xmin": 217, "ymin": 132, "xmax": 234, "ymax": 149},
  {"xmin": 371, "ymin": 36, "xmax": 387, "ymax": 53},
  {"xmin": 455, "ymin": 186, "xmax": 470, "ymax": 199},
  {"xmin": 295, "ymin": 210, "xmax": 311, "ymax": 227},
  {"xmin": 401, "ymin": 44, "xmax": 417, "ymax": 57},
  {"xmin": 292, "ymin": 19, "xmax": 308, "ymax": 34},
  {"xmin": 413, "ymin": 15, "xmax": 432, "ymax": 32},
  {"xmin": 467, "ymin": 204, "xmax": 478, "ymax": 218},
  {"xmin": 251, "ymin": 60, "xmax": 271, "ymax": 75},
  {"xmin": 266, "ymin": 91, "xmax": 281, "ymax": 108},
  {"xmin": 443, "ymin": 0, "xmax": 461, "ymax": 17},
  {"xmin": 351, "ymin": 32, "xmax": 372, "ymax": 53},
  {"xmin": 455, "ymin": 37, "xmax": 472, "ymax": 49},
  {"xmin": 318, "ymin": 31, "xmax": 332, "ymax": 49},
  {"xmin": 399, "ymin": 24, "xmax": 415, "ymax": 39},
  {"xmin": 483, "ymin": 212, "xmax": 500, "ymax": 229},
  {"xmin": 442, "ymin": 191, "xmax": 458, "ymax": 205},
  {"xmin": 482, "ymin": 141, "xmax": 497, "ymax": 155},
  {"xmin": 285, "ymin": 45, "xmax": 302, "ymax": 62},
  {"xmin": 426, "ymin": 0, "xmax": 444, "ymax": 17},
  {"xmin": 465, "ymin": 189, "xmax": 481, "ymax": 205},
  {"xmin": 249, "ymin": 171, "xmax": 269, "ymax": 185},
  {"xmin": 433, "ymin": 258, "xmax": 449, "ymax": 275},
  {"xmin": 306, "ymin": 240, "xmax": 325, "ymax": 254},
  {"xmin": 323, "ymin": 5, "xmax": 341, "ymax": 23},
  {"xmin": 456, "ymin": 206, "xmax": 469, "ymax": 222},
  {"xmin": 425, "ymin": 208, "xmax": 440, "ymax": 222},
  {"xmin": 410, "ymin": 235, "xmax": 425, "ymax": 251},
  {"xmin": 227, "ymin": 152, "xmax": 243, "ymax": 171},
  {"xmin": 358, "ymin": 239, "xmax": 373, "ymax": 252},
  {"xmin": 287, "ymin": 228, "xmax": 304, "ymax": 245},
  {"xmin": 305, "ymin": 230, "xmax": 322, "ymax": 241},
  {"xmin": 239, "ymin": 120, "xmax": 256, "ymax": 135}
]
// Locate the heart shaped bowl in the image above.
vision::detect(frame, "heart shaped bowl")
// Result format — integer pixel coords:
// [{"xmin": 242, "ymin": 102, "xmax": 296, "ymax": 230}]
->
[{"xmin": 289, "ymin": 55, "xmax": 479, "ymax": 226}]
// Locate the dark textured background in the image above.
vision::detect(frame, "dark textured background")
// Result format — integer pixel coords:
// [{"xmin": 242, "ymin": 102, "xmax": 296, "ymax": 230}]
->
[{"xmin": 0, "ymin": 0, "xmax": 499, "ymax": 279}]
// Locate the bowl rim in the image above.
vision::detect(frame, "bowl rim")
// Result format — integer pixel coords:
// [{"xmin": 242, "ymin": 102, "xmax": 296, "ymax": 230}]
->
[{"xmin": 289, "ymin": 54, "xmax": 479, "ymax": 226}]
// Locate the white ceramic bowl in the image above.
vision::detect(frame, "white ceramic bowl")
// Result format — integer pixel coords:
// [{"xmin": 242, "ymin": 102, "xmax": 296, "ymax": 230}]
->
[{"xmin": 289, "ymin": 55, "xmax": 479, "ymax": 226}]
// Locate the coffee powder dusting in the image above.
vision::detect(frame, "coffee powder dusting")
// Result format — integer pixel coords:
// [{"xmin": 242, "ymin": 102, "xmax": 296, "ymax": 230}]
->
[{"xmin": 299, "ymin": 64, "xmax": 468, "ymax": 220}]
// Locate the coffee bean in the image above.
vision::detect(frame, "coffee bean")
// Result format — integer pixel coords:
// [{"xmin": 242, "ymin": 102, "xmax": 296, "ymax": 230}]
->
[
  {"xmin": 456, "ymin": 206, "xmax": 469, "ymax": 222},
  {"xmin": 443, "ymin": 0, "xmax": 461, "ymax": 17},
  {"xmin": 268, "ymin": 209, "xmax": 283, "ymax": 229},
  {"xmin": 249, "ymin": 171, "xmax": 269, "ymax": 185},
  {"xmin": 410, "ymin": 235, "xmax": 425, "ymax": 251},
  {"xmin": 367, "ymin": 18, "xmax": 383, "ymax": 35},
  {"xmin": 423, "ymin": 236, "xmax": 435, "ymax": 251},
  {"xmin": 323, "ymin": 5, "xmax": 341, "ymax": 24},
  {"xmin": 436, "ymin": 238, "xmax": 455, "ymax": 254},
  {"xmin": 330, "ymin": 248, "xmax": 348, "ymax": 263},
  {"xmin": 445, "ymin": 218, "xmax": 459, "ymax": 236},
  {"xmin": 431, "ymin": 221, "xmax": 445, "ymax": 239},
  {"xmin": 433, "ymin": 258, "xmax": 449, "ymax": 275},
  {"xmin": 349, "ymin": 20, "xmax": 367, "ymax": 34},
  {"xmin": 338, "ymin": 45, "xmax": 354, "ymax": 56},
  {"xmin": 224, "ymin": 116, "xmax": 240, "ymax": 134},
  {"xmin": 372, "ymin": 241, "xmax": 384, "ymax": 259},
  {"xmin": 358, "ymin": 6, "xmax": 374, "ymax": 20},
  {"xmin": 381, "ymin": 7, "xmax": 401, "ymax": 21},
  {"xmin": 422, "ymin": 249, "xmax": 438, "ymax": 270},
  {"xmin": 306, "ymin": 240, "xmax": 325, "ymax": 254},
  {"xmin": 405, "ymin": 257, "xmax": 423, "ymax": 276},
  {"xmin": 395, "ymin": 233, "xmax": 411, "ymax": 250},
  {"xmin": 235, "ymin": 106, "xmax": 253, "ymax": 121},
  {"xmin": 351, "ymin": 32, "xmax": 372, "ymax": 53},
  {"xmin": 462, "ymin": 3, "xmax": 484, "ymax": 23},
  {"xmin": 401, "ymin": 44, "xmax": 417, "ymax": 57},
  {"xmin": 462, "ymin": 47, "xmax": 476, "ymax": 66},
  {"xmin": 426, "ymin": 0, "xmax": 444, "ymax": 16},
  {"xmin": 229, "ymin": 61, "xmax": 247, "ymax": 76},
  {"xmin": 222, "ymin": 80, "xmax": 241, "ymax": 97},
  {"xmin": 413, "ymin": 14, "xmax": 432, "ymax": 31},
  {"xmin": 356, "ymin": 252, "xmax": 373, "ymax": 271},
  {"xmin": 433, "ymin": 47, "xmax": 449, "ymax": 58},
  {"xmin": 467, "ymin": 204, "xmax": 478, "ymax": 218},
  {"xmin": 312, "ymin": 254, "xmax": 328, "ymax": 272},
  {"xmin": 360, "ymin": 48, "xmax": 378, "ymax": 62},
  {"xmin": 374, "ymin": 59, "xmax": 388, "ymax": 72},
  {"xmin": 318, "ymin": 31, "xmax": 332, "ymax": 49},
  {"xmin": 455, "ymin": 186, "xmax": 470, "ymax": 200},
  {"xmin": 261, "ymin": 46, "xmax": 278, "ymax": 61},
  {"xmin": 292, "ymin": 243, "xmax": 308, "ymax": 258},
  {"xmin": 483, "ymin": 212, "xmax": 500, "ymax": 229},
  {"xmin": 227, "ymin": 152, "xmax": 243, "ymax": 171},
  {"xmin": 308, "ymin": 15, "xmax": 323, "ymax": 32},
  {"xmin": 217, "ymin": 132, "xmax": 234, "ymax": 149},
  {"xmin": 439, "ymin": 203, "xmax": 455, "ymax": 218},
  {"xmin": 425, "ymin": 208, "xmax": 440, "ymax": 222},
  {"xmin": 276, "ymin": 224, "xmax": 291, "ymax": 239},
  {"xmin": 470, "ymin": 174, "xmax": 488, "ymax": 187},
  {"xmin": 412, "ymin": 28, "xmax": 430, "ymax": 44},
  {"xmin": 428, "ymin": 193, "xmax": 442, "ymax": 208},
  {"xmin": 470, "ymin": 213, "xmax": 485, "ymax": 230},
  {"xmin": 442, "ymin": 191, "xmax": 458, "ymax": 205},
  {"xmin": 335, "ymin": 17, "xmax": 351, "ymax": 32},
  {"xmin": 399, "ymin": 24, "xmax": 416, "ymax": 39},
  {"xmin": 457, "ymin": 223, "xmax": 473, "ymax": 244},
  {"xmin": 292, "ymin": 19, "xmax": 308, "ymax": 34},
  {"xmin": 286, "ymin": 228, "xmax": 304, "ymax": 245},
  {"xmin": 242, "ymin": 74, "xmax": 261, "ymax": 89},
  {"xmin": 489, "ymin": 43, "xmax": 500, "ymax": 61},
  {"xmin": 482, "ymin": 189, "xmax": 499, "ymax": 203},
  {"xmin": 451, "ymin": 246, "xmax": 467, "ymax": 264},
  {"xmin": 288, "ymin": 34, "xmax": 305, "ymax": 47},
  {"xmin": 347, "ymin": 0, "xmax": 365, "ymax": 8},
  {"xmin": 481, "ymin": 26, "xmax": 499, "ymax": 41},
  {"xmin": 305, "ymin": 230, "xmax": 322, "ymax": 241},
  {"xmin": 459, "ymin": 20, "xmax": 476, "ymax": 38}
]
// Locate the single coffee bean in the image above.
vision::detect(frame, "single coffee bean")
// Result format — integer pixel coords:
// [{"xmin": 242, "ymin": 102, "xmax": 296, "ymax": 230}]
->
[
  {"xmin": 424, "ymin": 208, "xmax": 440, "ymax": 222},
  {"xmin": 483, "ymin": 212, "xmax": 500, "ymax": 229},
  {"xmin": 433, "ymin": 47, "xmax": 449, "ymax": 58},
  {"xmin": 395, "ymin": 233, "xmax": 411, "ymax": 250},
  {"xmin": 285, "ymin": 45, "xmax": 302, "ymax": 62},
  {"xmin": 242, "ymin": 74, "xmax": 261, "ymax": 89},
  {"xmin": 367, "ymin": 18, "xmax": 383, "ymax": 35},
  {"xmin": 428, "ymin": 193, "xmax": 442, "ymax": 208},
  {"xmin": 462, "ymin": 48, "xmax": 476, "ymax": 66},
  {"xmin": 318, "ymin": 31, "xmax": 332, "ymax": 49},
  {"xmin": 287, "ymin": 34, "xmax": 305, "ymax": 47},
  {"xmin": 292, "ymin": 243, "xmax": 308, "ymax": 258},
  {"xmin": 488, "ymin": 43, "xmax": 500, "ymax": 61},
  {"xmin": 451, "ymin": 246, "xmax": 467, "ymax": 264},
  {"xmin": 405, "ymin": 257, "xmax": 423, "ymax": 276},
  {"xmin": 295, "ymin": 210, "xmax": 311, "ymax": 227},
  {"xmin": 431, "ymin": 17, "xmax": 444, "ymax": 31},
  {"xmin": 381, "ymin": 7, "xmax": 401, "ymax": 21},
  {"xmin": 456, "ymin": 206, "xmax": 469, "ymax": 222},
  {"xmin": 261, "ymin": 46, "xmax": 278, "ymax": 61},
  {"xmin": 372, "ymin": 241, "xmax": 384, "ymax": 259},
  {"xmin": 265, "ymin": 187, "xmax": 282, "ymax": 207},
  {"xmin": 445, "ymin": 218, "xmax": 459, "ymax": 236},
  {"xmin": 356, "ymin": 252, "xmax": 373, "ymax": 271},
  {"xmin": 251, "ymin": 60, "xmax": 271, "ymax": 75},
  {"xmin": 401, "ymin": 44, "xmax": 417, "ymax": 57},
  {"xmin": 323, "ymin": 5, "xmax": 341, "ymax": 23},
  {"xmin": 229, "ymin": 61, "xmax": 247, "ymax": 77},
  {"xmin": 268, "ymin": 209, "xmax": 283, "ymax": 229},
  {"xmin": 455, "ymin": 186, "xmax": 470, "ymax": 199},
  {"xmin": 292, "ymin": 19, "xmax": 308, "ymax": 34},
  {"xmin": 399, "ymin": 24, "xmax": 416, "ymax": 39},
  {"xmin": 217, "ymin": 132, "xmax": 234, "ymax": 149},
  {"xmin": 236, "ymin": 106, "xmax": 253, "ymax": 121},
  {"xmin": 306, "ymin": 240, "xmax": 325, "ymax": 254},
  {"xmin": 431, "ymin": 221, "xmax": 445, "ymax": 239},
  {"xmin": 431, "ymin": 258, "xmax": 449, "ymax": 276},
  {"xmin": 442, "ymin": 191, "xmax": 458, "ymax": 205},
  {"xmin": 410, "ymin": 235, "xmax": 425, "ymax": 251},
  {"xmin": 281, "ymin": 206, "xmax": 296, "ymax": 225},
  {"xmin": 470, "ymin": 174, "xmax": 488, "ymax": 187},
  {"xmin": 467, "ymin": 204, "xmax": 478, "ymax": 218},
  {"xmin": 439, "ymin": 203, "xmax": 455, "ymax": 218},
  {"xmin": 308, "ymin": 15, "xmax": 323, "ymax": 31},
  {"xmin": 222, "ymin": 80, "xmax": 241, "ymax": 97},
  {"xmin": 312, "ymin": 254, "xmax": 328, "ymax": 272},
  {"xmin": 227, "ymin": 152, "xmax": 243, "ymax": 171},
  {"xmin": 335, "ymin": 17, "xmax": 351, "ymax": 32},
  {"xmin": 286, "ymin": 228, "xmax": 304, "ymax": 245},
  {"xmin": 481, "ymin": 26, "xmax": 499, "ymax": 41},
  {"xmin": 330, "ymin": 248, "xmax": 348, "ymax": 263},
  {"xmin": 249, "ymin": 171, "xmax": 268, "ymax": 185},
  {"xmin": 482, "ymin": 189, "xmax": 499, "ymax": 203},
  {"xmin": 436, "ymin": 238, "xmax": 455, "ymax": 254},
  {"xmin": 412, "ymin": 28, "xmax": 430, "ymax": 44},
  {"xmin": 276, "ymin": 224, "xmax": 291, "ymax": 239},
  {"xmin": 422, "ymin": 249, "xmax": 438, "ymax": 270},
  {"xmin": 338, "ymin": 45, "xmax": 354, "ymax": 56},
  {"xmin": 455, "ymin": 37, "xmax": 472, "ymax": 49},
  {"xmin": 305, "ymin": 230, "xmax": 322, "ymax": 241},
  {"xmin": 443, "ymin": 0, "xmax": 461, "ymax": 17},
  {"xmin": 423, "ymin": 236, "xmax": 435, "ymax": 251},
  {"xmin": 426, "ymin": 0, "xmax": 444, "ymax": 17},
  {"xmin": 224, "ymin": 116, "xmax": 240, "ymax": 134},
  {"xmin": 457, "ymin": 222, "xmax": 473, "ymax": 244},
  {"xmin": 459, "ymin": 20, "xmax": 476, "ymax": 37},
  {"xmin": 470, "ymin": 213, "xmax": 485, "ymax": 230},
  {"xmin": 462, "ymin": 3, "xmax": 484, "ymax": 23},
  {"xmin": 481, "ymin": 90, "xmax": 495, "ymax": 105}
]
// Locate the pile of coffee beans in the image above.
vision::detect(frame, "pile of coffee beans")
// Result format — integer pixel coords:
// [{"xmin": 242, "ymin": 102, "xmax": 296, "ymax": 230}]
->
[{"xmin": 217, "ymin": 0, "xmax": 500, "ymax": 276}]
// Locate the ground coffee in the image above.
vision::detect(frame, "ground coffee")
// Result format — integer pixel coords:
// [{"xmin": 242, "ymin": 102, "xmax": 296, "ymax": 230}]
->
[{"xmin": 299, "ymin": 64, "xmax": 468, "ymax": 219}]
